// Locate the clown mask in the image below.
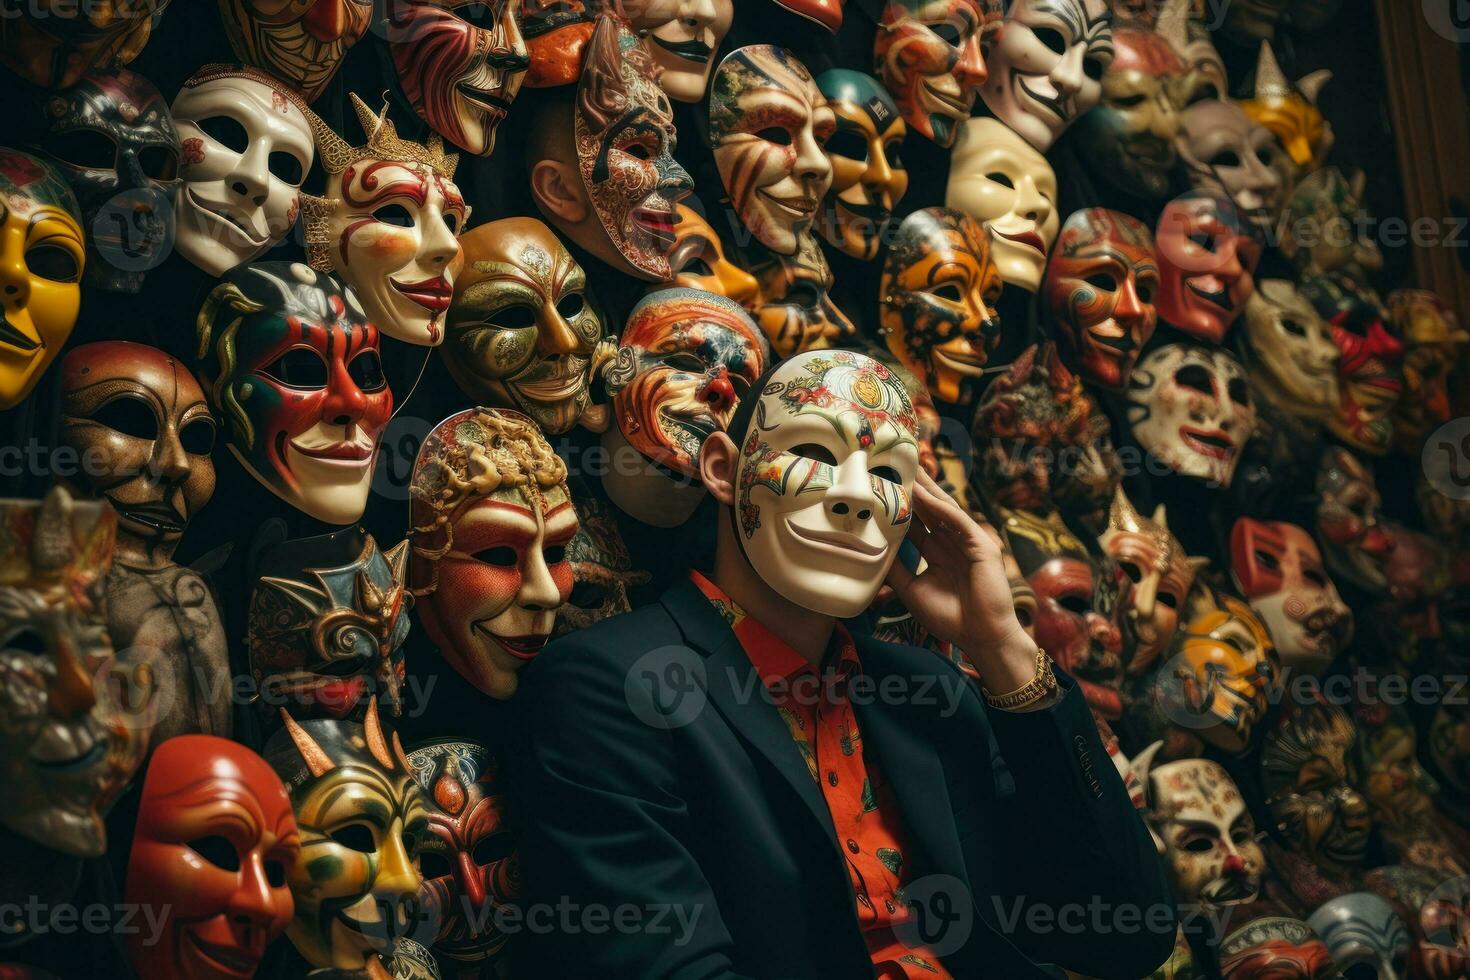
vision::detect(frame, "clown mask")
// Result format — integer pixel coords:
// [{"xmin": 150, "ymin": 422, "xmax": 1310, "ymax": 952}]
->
[
  {"xmin": 1308, "ymin": 893, "xmax": 1411, "ymax": 980},
  {"xmin": 264, "ymin": 701, "xmax": 428, "ymax": 972},
  {"xmin": 1101, "ymin": 489, "xmax": 1197, "ymax": 675},
  {"xmin": 710, "ymin": 45, "xmax": 834, "ymax": 258},
  {"xmin": 406, "ymin": 738, "xmax": 518, "ymax": 970},
  {"xmin": 669, "ymin": 205, "xmax": 760, "ymax": 307},
  {"xmin": 1390, "ymin": 289, "xmax": 1469, "ymax": 452},
  {"xmin": 815, "ymin": 70, "xmax": 908, "ymax": 262},
  {"xmin": 873, "ymin": 0, "xmax": 1001, "ymax": 149},
  {"xmin": 1071, "ymin": 26, "xmax": 1185, "ymax": 201},
  {"xmin": 1220, "ymin": 917, "xmax": 1338, "ymax": 980},
  {"xmin": 978, "ymin": 0, "xmax": 1114, "ymax": 152},
  {"xmin": 0, "ymin": 151, "xmax": 85, "ymax": 411},
  {"xmin": 304, "ymin": 94, "xmax": 467, "ymax": 347},
  {"xmin": 1242, "ymin": 279, "xmax": 1340, "ymax": 423},
  {"xmin": 1327, "ymin": 311, "xmax": 1406, "ymax": 456},
  {"xmin": 519, "ymin": 0, "xmax": 595, "ymax": 89},
  {"xmin": 1043, "ymin": 208, "xmax": 1160, "ymax": 390},
  {"xmin": 171, "ymin": 65, "xmax": 315, "ymax": 277},
  {"xmin": 1154, "ymin": 191, "xmax": 1261, "ymax": 343},
  {"xmin": 1141, "ymin": 753, "xmax": 1265, "ymax": 910},
  {"xmin": 444, "ymin": 218, "xmax": 604, "ymax": 435},
  {"xmin": 946, "ymin": 117, "xmax": 1058, "ymax": 292},
  {"xmin": 627, "ymin": 0, "xmax": 734, "ymax": 102},
  {"xmin": 249, "ymin": 528, "xmax": 412, "ymax": 720},
  {"xmin": 218, "ymin": 0, "xmax": 374, "ymax": 103},
  {"xmin": 125, "ymin": 735, "xmax": 299, "ymax": 980},
  {"xmin": 196, "ymin": 263, "xmax": 392, "ymax": 526},
  {"xmin": 0, "ymin": 0, "xmax": 169, "ymax": 90},
  {"xmin": 1315, "ymin": 446, "xmax": 1394, "ymax": 596},
  {"xmin": 410, "ymin": 409, "xmax": 578, "ymax": 701},
  {"xmin": 1126, "ymin": 343, "xmax": 1254, "ymax": 487},
  {"xmin": 733, "ymin": 350, "xmax": 920, "ymax": 619},
  {"xmin": 385, "ymin": 0, "xmax": 530, "ymax": 156},
  {"xmin": 40, "ymin": 69, "xmax": 179, "ymax": 294},
  {"xmin": 1173, "ymin": 589, "xmax": 1278, "ymax": 754},
  {"xmin": 1240, "ymin": 43, "xmax": 1333, "ymax": 180},
  {"xmin": 1176, "ymin": 100, "xmax": 1283, "ymax": 236},
  {"xmin": 0, "ymin": 487, "xmax": 151, "ymax": 858},
  {"xmin": 753, "ymin": 244, "xmax": 858, "ymax": 359},
  {"xmin": 880, "ymin": 207, "xmax": 1002, "ymax": 405},
  {"xmin": 1231, "ymin": 518, "xmax": 1352, "ymax": 676}
]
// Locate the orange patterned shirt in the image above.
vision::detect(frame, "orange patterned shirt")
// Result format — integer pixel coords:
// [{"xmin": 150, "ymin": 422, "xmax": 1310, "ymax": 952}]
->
[{"xmin": 691, "ymin": 571, "xmax": 952, "ymax": 979}]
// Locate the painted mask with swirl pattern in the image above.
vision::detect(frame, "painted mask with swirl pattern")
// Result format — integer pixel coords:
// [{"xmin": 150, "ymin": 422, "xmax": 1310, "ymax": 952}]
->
[
  {"xmin": 218, "ymin": 0, "xmax": 374, "ymax": 103},
  {"xmin": 873, "ymin": 0, "xmax": 1001, "ymax": 148}
]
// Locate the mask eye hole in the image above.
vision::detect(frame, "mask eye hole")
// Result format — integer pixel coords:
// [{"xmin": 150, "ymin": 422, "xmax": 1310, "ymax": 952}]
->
[
  {"xmin": 1189, "ymin": 85, "xmax": 1220, "ymax": 106},
  {"xmin": 180, "ymin": 418, "xmax": 217, "ymax": 455},
  {"xmin": 1137, "ymin": 282, "xmax": 1156, "ymax": 304},
  {"xmin": 474, "ymin": 546, "xmax": 518, "ymax": 567},
  {"xmin": 869, "ymin": 464, "xmax": 902, "ymax": 484},
  {"xmin": 260, "ymin": 347, "xmax": 329, "ymax": 389},
  {"xmin": 456, "ymin": 2, "xmax": 501, "ymax": 28},
  {"xmin": 329, "ymin": 823, "xmax": 377, "ymax": 854},
  {"xmin": 1085, "ymin": 274, "xmax": 1117, "ymax": 293},
  {"xmin": 755, "ymin": 127, "xmax": 793, "ymax": 147},
  {"xmin": 263, "ymin": 859, "xmax": 286, "ymax": 887},
  {"xmin": 47, "ymin": 130, "xmax": 117, "ymax": 171},
  {"xmin": 1032, "ymin": 26, "xmax": 1067, "ymax": 55},
  {"xmin": 1, "ymin": 628, "xmax": 47, "ymax": 657},
  {"xmin": 418, "ymin": 850, "xmax": 452, "ymax": 880},
  {"xmin": 372, "ymin": 204, "xmax": 415, "ymax": 228},
  {"xmin": 885, "ymin": 142, "xmax": 903, "ymax": 168},
  {"xmin": 1158, "ymin": 592, "xmax": 1178, "ymax": 609},
  {"xmin": 543, "ymin": 545, "xmax": 567, "ymax": 565},
  {"xmin": 26, "ymin": 243, "xmax": 81, "ymax": 284},
  {"xmin": 1180, "ymin": 834, "xmax": 1216, "ymax": 853},
  {"xmin": 90, "ymin": 394, "xmax": 160, "ymax": 441},
  {"xmin": 985, "ymin": 171, "xmax": 1014, "ymax": 190},
  {"xmin": 188, "ymin": 835, "xmax": 241, "ymax": 872},
  {"xmin": 268, "ymin": 151, "xmax": 303, "ymax": 185},
  {"xmin": 1058, "ymin": 595, "xmax": 1091, "ymax": 615},
  {"xmin": 1188, "ymin": 231, "xmax": 1218, "ymax": 253},
  {"xmin": 1174, "ymin": 364, "xmax": 1214, "ymax": 395},
  {"xmin": 1082, "ymin": 56, "xmax": 1105, "ymax": 81},
  {"xmin": 138, "ymin": 145, "xmax": 178, "ymax": 181},
  {"xmin": 472, "ymin": 832, "xmax": 513, "ymax": 867},
  {"xmin": 791, "ymin": 443, "xmax": 837, "ymax": 465},
  {"xmin": 824, "ymin": 130, "xmax": 868, "ymax": 163},
  {"xmin": 348, "ymin": 350, "xmax": 386, "ymax": 392},
  {"xmin": 1111, "ymin": 94, "xmax": 1147, "ymax": 108},
  {"xmin": 1304, "ymin": 569, "xmax": 1327, "ymax": 587},
  {"xmin": 1014, "ymin": 602, "xmax": 1035, "ymax": 629},
  {"xmin": 1208, "ymin": 150, "xmax": 1242, "ymax": 169},
  {"xmin": 623, "ymin": 143, "xmax": 652, "ymax": 161},
  {"xmin": 488, "ymin": 304, "xmax": 538, "ymax": 330},
  {"xmin": 928, "ymin": 21, "xmax": 962, "ymax": 46},
  {"xmin": 1119, "ymin": 561, "xmax": 1141, "ymax": 584},
  {"xmin": 195, "ymin": 115, "xmax": 249, "ymax": 154},
  {"xmin": 556, "ymin": 293, "xmax": 586, "ymax": 319},
  {"xmin": 1228, "ymin": 378, "xmax": 1250, "ymax": 406},
  {"xmin": 929, "ymin": 283, "xmax": 964, "ymax": 303},
  {"xmin": 663, "ymin": 352, "xmax": 705, "ymax": 373},
  {"xmin": 443, "ymin": 211, "xmax": 462, "ymax": 235},
  {"xmin": 1280, "ymin": 317, "xmax": 1307, "ymax": 337},
  {"xmin": 1253, "ymin": 549, "xmax": 1280, "ymax": 572}
]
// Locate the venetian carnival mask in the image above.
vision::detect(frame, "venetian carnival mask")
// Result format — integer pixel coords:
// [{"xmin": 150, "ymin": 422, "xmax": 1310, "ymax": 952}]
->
[
  {"xmin": 196, "ymin": 262, "xmax": 392, "ymax": 526},
  {"xmin": 409, "ymin": 409, "xmax": 578, "ymax": 701},
  {"xmin": 814, "ymin": 70, "xmax": 908, "ymax": 262},
  {"xmin": 0, "ymin": 151, "xmax": 84, "ymax": 412},
  {"xmin": 444, "ymin": 218, "xmax": 604, "ymax": 435},
  {"xmin": 710, "ymin": 45, "xmax": 834, "ymax": 258},
  {"xmin": 385, "ymin": 0, "xmax": 530, "ymax": 156},
  {"xmin": 880, "ymin": 207, "xmax": 1002, "ymax": 405},
  {"xmin": 873, "ymin": 0, "xmax": 1001, "ymax": 149},
  {"xmin": 1315, "ymin": 446, "xmax": 1394, "ymax": 596},
  {"xmin": 217, "ymin": 0, "xmax": 374, "ymax": 103},
  {"xmin": 518, "ymin": 0, "xmax": 594, "ymax": 89},
  {"xmin": 407, "ymin": 738, "xmax": 518, "ymax": 970},
  {"xmin": 249, "ymin": 527, "xmax": 412, "ymax": 720},
  {"xmin": 669, "ymin": 204, "xmax": 760, "ymax": 307},
  {"xmin": 171, "ymin": 65, "xmax": 315, "ymax": 278},
  {"xmin": 946, "ymin": 117, "xmax": 1058, "ymax": 292},
  {"xmin": 0, "ymin": 487, "xmax": 151, "ymax": 858},
  {"xmin": 1241, "ymin": 43, "xmax": 1333, "ymax": 182},
  {"xmin": 0, "ymin": 0, "xmax": 169, "ymax": 90},
  {"xmin": 554, "ymin": 494, "xmax": 649, "ymax": 635},
  {"xmin": 1390, "ymin": 289, "xmax": 1469, "ymax": 453},
  {"xmin": 1139, "ymin": 751, "xmax": 1265, "ymax": 910},
  {"xmin": 1154, "ymin": 192, "xmax": 1261, "ymax": 343},
  {"xmin": 1327, "ymin": 310, "xmax": 1405, "ymax": 456},
  {"xmin": 1155, "ymin": 0, "xmax": 1227, "ymax": 109},
  {"xmin": 1262, "ymin": 698, "xmax": 1372, "ymax": 877},
  {"xmin": 1242, "ymin": 279, "xmax": 1340, "ymax": 422},
  {"xmin": 1231, "ymin": 518, "xmax": 1352, "ymax": 676},
  {"xmin": 753, "ymin": 245, "xmax": 858, "ymax": 359},
  {"xmin": 1126, "ymin": 343, "xmax": 1254, "ymax": 486},
  {"xmin": 1101, "ymin": 489, "xmax": 1197, "ymax": 676},
  {"xmin": 978, "ymin": 0, "xmax": 1114, "ymax": 152},
  {"xmin": 1170, "ymin": 587, "xmax": 1278, "ymax": 754},
  {"xmin": 264, "ymin": 701, "xmax": 428, "ymax": 972},
  {"xmin": 125, "ymin": 735, "xmax": 299, "ymax": 980},
  {"xmin": 1176, "ymin": 100, "xmax": 1283, "ymax": 236},
  {"xmin": 1043, "ymin": 208, "xmax": 1160, "ymax": 390},
  {"xmin": 773, "ymin": 0, "xmax": 846, "ymax": 31},
  {"xmin": 627, "ymin": 0, "xmax": 734, "ymax": 102},
  {"xmin": 303, "ymin": 95, "xmax": 467, "ymax": 348},
  {"xmin": 60, "ymin": 341, "xmax": 216, "ymax": 566},
  {"xmin": 1308, "ymin": 894, "xmax": 1411, "ymax": 980},
  {"xmin": 1220, "ymin": 917, "xmax": 1338, "ymax": 980},
  {"xmin": 39, "ymin": 69, "xmax": 179, "ymax": 294},
  {"xmin": 732, "ymin": 350, "xmax": 919, "ymax": 619},
  {"xmin": 1071, "ymin": 26, "xmax": 1186, "ymax": 201}
]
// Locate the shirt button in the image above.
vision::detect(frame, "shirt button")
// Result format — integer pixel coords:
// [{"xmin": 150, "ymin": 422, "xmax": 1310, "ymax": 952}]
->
[
  {"xmin": 847, "ymin": 839, "xmax": 860, "ymax": 854},
  {"xmin": 828, "ymin": 771, "xmax": 839, "ymax": 786},
  {"xmin": 885, "ymin": 900, "xmax": 896, "ymax": 913},
  {"xmin": 858, "ymin": 893, "xmax": 872, "ymax": 909}
]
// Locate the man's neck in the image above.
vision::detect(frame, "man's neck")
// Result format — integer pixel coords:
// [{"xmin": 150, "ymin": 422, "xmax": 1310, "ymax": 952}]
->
[{"xmin": 711, "ymin": 520, "xmax": 835, "ymax": 666}]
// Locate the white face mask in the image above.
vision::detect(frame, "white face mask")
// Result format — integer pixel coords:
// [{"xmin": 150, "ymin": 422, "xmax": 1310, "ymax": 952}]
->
[
  {"xmin": 734, "ymin": 350, "xmax": 920, "ymax": 618},
  {"xmin": 1126, "ymin": 343, "xmax": 1255, "ymax": 486},
  {"xmin": 1243, "ymin": 279, "xmax": 1340, "ymax": 420},
  {"xmin": 171, "ymin": 66, "xmax": 315, "ymax": 277},
  {"xmin": 946, "ymin": 117, "xmax": 1058, "ymax": 292}
]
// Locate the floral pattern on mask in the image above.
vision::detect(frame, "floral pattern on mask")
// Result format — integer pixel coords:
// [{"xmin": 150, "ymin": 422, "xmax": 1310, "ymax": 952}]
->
[
  {"xmin": 445, "ymin": 218, "xmax": 605, "ymax": 435},
  {"xmin": 1154, "ymin": 191, "xmax": 1261, "ymax": 343},
  {"xmin": 1262, "ymin": 697, "xmax": 1372, "ymax": 878},
  {"xmin": 946, "ymin": 117, "xmax": 1058, "ymax": 292},
  {"xmin": 873, "ymin": 0, "xmax": 1001, "ymax": 148},
  {"xmin": 669, "ymin": 204, "xmax": 760, "ymax": 307},
  {"xmin": 1242, "ymin": 279, "xmax": 1340, "ymax": 423},
  {"xmin": 196, "ymin": 263, "xmax": 392, "ymax": 526},
  {"xmin": 1142, "ymin": 755, "xmax": 1264, "ymax": 910},
  {"xmin": 814, "ymin": 70, "xmax": 908, "ymax": 261},
  {"xmin": 880, "ymin": 207, "xmax": 1002, "ymax": 405},
  {"xmin": 1126, "ymin": 343, "xmax": 1255, "ymax": 487},
  {"xmin": 1071, "ymin": 26, "xmax": 1184, "ymax": 201},
  {"xmin": 219, "ymin": 0, "xmax": 374, "ymax": 103},
  {"xmin": 1315, "ymin": 446, "xmax": 1395, "ymax": 597},
  {"xmin": 1102, "ymin": 488, "xmax": 1196, "ymax": 676},
  {"xmin": 1231, "ymin": 518, "xmax": 1352, "ymax": 676},
  {"xmin": 410, "ymin": 409, "xmax": 578, "ymax": 701},
  {"xmin": 1043, "ymin": 207, "xmax": 1159, "ymax": 390}
]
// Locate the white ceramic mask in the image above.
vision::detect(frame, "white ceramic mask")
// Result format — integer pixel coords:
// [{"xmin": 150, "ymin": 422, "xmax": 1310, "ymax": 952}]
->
[
  {"xmin": 946, "ymin": 117, "xmax": 1059, "ymax": 292},
  {"xmin": 1126, "ymin": 343, "xmax": 1255, "ymax": 486}
]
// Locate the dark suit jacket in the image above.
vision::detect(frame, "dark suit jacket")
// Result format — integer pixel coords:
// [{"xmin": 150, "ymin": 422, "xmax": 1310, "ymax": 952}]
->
[{"xmin": 507, "ymin": 580, "xmax": 1175, "ymax": 979}]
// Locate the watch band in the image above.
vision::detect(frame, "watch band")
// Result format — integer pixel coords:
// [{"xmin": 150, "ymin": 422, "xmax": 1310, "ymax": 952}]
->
[{"xmin": 981, "ymin": 646, "xmax": 1057, "ymax": 710}]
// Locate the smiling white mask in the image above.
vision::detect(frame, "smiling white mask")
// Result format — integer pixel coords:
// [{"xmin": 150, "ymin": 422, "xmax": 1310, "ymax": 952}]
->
[
  {"xmin": 947, "ymin": 117, "xmax": 1059, "ymax": 292},
  {"xmin": 733, "ymin": 349, "xmax": 920, "ymax": 618}
]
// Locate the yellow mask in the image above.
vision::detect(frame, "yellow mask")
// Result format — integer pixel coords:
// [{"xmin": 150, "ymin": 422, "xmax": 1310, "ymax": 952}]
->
[{"xmin": 0, "ymin": 150, "xmax": 85, "ymax": 410}]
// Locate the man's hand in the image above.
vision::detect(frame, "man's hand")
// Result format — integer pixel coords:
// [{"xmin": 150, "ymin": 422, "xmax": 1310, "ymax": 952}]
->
[{"xmin": 886, "ymin": 470, "xmax": 1038, "ymax": 692}]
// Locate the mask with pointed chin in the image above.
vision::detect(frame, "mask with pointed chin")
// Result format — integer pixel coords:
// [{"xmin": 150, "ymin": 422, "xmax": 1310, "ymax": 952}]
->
[
  {"xmin": 1154, "ymin": 191, "xmax": 1261, "ymax": 343},
  {"xmin": 1101, "ymin": 488, "xmax": 1196, "ymax": 676},
  {"xmin": 732, "ymin": 350, "xmax": 920, "ymax": 619},
  {"xmin": 125, "ymin": 735, "xmax": 299, "ymax": 980},
  {"xmin": 196, "ymin": 262, "xmax": 392, "ymax": 526},
  {"xmin": 873, "ymin": 0, "xmax": 1001, "ymax": 148},
  {"xmin": 1231, "ymin": 518, "xmax": 1352, "ymax": 676},
  {"xmin": 218, "ymin": 0, "xmax": 374, "ymax": 102},
  {"xmin": 410, "ymin": 409, "xmax": 579, "ymax": 701},
  {"xmin": 947, "ymin": 118, "xmax": 1058, "ymax": 292},
  {"xmin": 1141, "ymin": 756, "xmax": 1264, "ymax": 910}
]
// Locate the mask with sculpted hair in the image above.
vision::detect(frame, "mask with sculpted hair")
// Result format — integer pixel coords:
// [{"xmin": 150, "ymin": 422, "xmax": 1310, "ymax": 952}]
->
[
  {"xmin": 217, "ymin": 0, "xmax": 374, "ymax": 102},
  {"xmin": 1126, "ymin": 343, "xmax": 1255, "ymax": 487},
  {"xmin": 946, "ymin": 117, "xmax": 1058, "ymax": 292},
  {"xmin": 815, "ymin": 70, "xmax": 908, "ymax": 262},
  {"xmin": 626, "ymin": 0, "xmax": 734, "ymax": 102},
  {"xmin": 872, "ymin": 0, "xmax": 1002, "ymax": 148},
  {"xmin": 1231, "ymin": 518, "xmax": 1352, "ymax": 676}
]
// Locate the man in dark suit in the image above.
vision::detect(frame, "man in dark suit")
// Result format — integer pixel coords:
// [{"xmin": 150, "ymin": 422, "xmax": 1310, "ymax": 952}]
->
[{"xmin": 509, "ymin": 350, "xmax": 1174, "ymax": 978}]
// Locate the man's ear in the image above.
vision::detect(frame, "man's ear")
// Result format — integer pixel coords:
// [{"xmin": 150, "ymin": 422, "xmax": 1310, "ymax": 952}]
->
[
  {"xmin": 530, "ymin": 159, "xmax": 588, "ymax": 224},
  {"xmin": 700, "ymin": 431, "xmax": 739, "ymax": 507}
]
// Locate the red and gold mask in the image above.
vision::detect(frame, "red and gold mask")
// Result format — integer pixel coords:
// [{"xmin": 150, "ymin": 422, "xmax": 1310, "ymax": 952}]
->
[
  {"xmin": 520, "ymin": 0, "xmax": 595, "ymax": 89},
  {"xmin": 1231, "ymin": 518, "xmax": 1352, "ymax": 676},
  {"xmin": 669, "ymin": 205, "xmax": 760, "ymax": 307},
  {"xmin": 1154, "ymin": 191, "xmax": 1261, "ymax": 344},
  {"xmin": 125, "ymin": 735, "xmax": 299, "ymax": 980},
  {"xmin": 880, "ymin": 207, "xmax": 1002, "ymax": 405},
  {"xmin": 410, "ymin": 410, "xmax": 578, "ymax": 701},
  {"xmin": 1315, "ymin": 446, "xmax": 1395, "ymax": 597},
  {"xmin": 1101, "ymin": 488, "xmax": 1197, "ymax": 676},
  {"xmin": 1043, "ymin": 208, "xmax": 1159, "ymax": 390},
  {"xmin": 218, "ymin": 0, "xmax": 374, "ymax": 103},
  {"xmin": 386, "ymin": 0, "xmax": 530, "ymax": 156},
  {"xmin": 815, "ymin": 69, "xmax": 908, "ymax": 262},
  {"xmin": 1389, "ymin": 289, "xmax": 1467, "ymax": 453},
  {"xmin": 407, "ymin": 738, "xmax": 518, "ymax": 971},
  {"xmin": 1220, "ymin": 916, "xmax": 1339, "ymax": 980},
  {"xmin": 873, "ymin": 0, "xmax": 1001, "ymax": 149},
  {"xmin": 1327, "ymin": 311, "xmax": 1405, "ymax": 456},
  {"xmin": 0, "ymin": 0, "xmax": 170, "ymax": 90}
]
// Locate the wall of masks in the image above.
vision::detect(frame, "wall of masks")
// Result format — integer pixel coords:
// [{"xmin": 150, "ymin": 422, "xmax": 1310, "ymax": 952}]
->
[{"xmin": 1, "ymin": 0, "xmax": 1467, "ymax": 977}]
